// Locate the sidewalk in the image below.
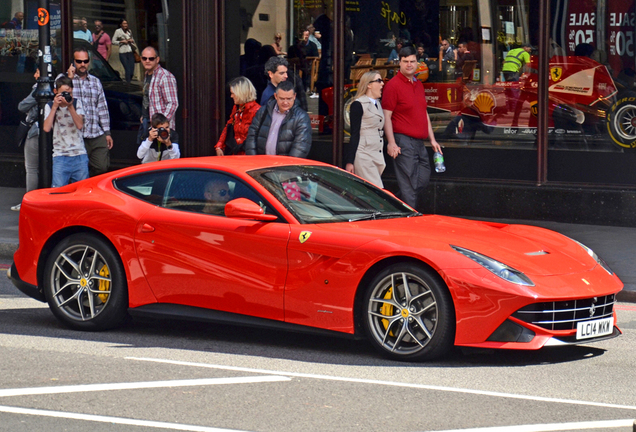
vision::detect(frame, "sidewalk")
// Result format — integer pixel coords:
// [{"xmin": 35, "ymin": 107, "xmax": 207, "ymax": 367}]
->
[{"xmin": 1, "ymin": 186, "xmax": 634, "ymax": 302}]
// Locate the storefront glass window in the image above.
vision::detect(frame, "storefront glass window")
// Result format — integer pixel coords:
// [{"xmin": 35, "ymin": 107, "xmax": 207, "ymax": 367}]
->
[
  {"xmin": 342, "ymin": 0, "xmax": 540, "ymax": 182},
  {"xmin": 0, "ymin": 0, "xmax": 174, "ymax": 163},
  {"xmin": 225, "ymin": 0, "xmax": 333, "ymax": 161},
  {"xmin": 548, "ymin": 0, "xmax": 636, "ymax": 185}
]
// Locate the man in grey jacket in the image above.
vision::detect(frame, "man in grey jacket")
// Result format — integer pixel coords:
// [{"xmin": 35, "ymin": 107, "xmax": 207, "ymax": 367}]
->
[
  {"xmin": 13, "ymin": 70, "xmax": 41, "ymax": 211},
  {"xmin": 245, "ymin": 80, "xmax": 312, "ymax": 158}
]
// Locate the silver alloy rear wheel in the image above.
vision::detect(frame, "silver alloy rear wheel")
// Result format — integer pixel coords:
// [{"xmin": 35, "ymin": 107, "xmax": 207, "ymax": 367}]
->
[
  {"xmin": 364, "ymin": 264, "xmax": 454, "ymax": 360},
  {"xmin": 44, "ymin": 233, "xmax": 128, "ymax": 330}
]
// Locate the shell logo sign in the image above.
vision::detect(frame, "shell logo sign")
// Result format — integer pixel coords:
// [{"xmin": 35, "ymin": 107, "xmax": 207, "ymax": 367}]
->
[
  {"xmin": 473, "ymin": 91, "xmax": 495, "ymax": 114},
  {"xmin": 530, "ymin": 101, "xmax": 538, "ymax": 117},
  {"xmin": 551, "ymin": 67, "xmax": 563, "ymax": 82}
]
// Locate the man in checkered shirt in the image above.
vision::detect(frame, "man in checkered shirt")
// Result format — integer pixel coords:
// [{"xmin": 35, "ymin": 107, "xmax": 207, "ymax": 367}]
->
[
  {"xmin": 65, "ymin": 47, "xmax": 113, "ymax": 177},
  {"xmin": 137, "ymin": 46, "xmax": 179, "ymax": 146}
]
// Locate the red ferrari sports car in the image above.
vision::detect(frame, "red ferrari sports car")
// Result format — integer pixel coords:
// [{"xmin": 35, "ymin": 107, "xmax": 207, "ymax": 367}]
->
[{"xmin": 9, "ymin": 156, "xmax": 623, "ymax": 360}]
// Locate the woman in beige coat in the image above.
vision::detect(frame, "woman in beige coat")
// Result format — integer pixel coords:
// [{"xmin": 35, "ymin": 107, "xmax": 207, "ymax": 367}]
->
[{"xmin": 344, "ymin": 71, "xmax": 386, "ymax": 187}]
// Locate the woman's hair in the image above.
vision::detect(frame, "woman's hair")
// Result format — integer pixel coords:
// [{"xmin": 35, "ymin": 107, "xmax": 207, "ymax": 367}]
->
[
  {"xmin": 118, "ymin": 19, "xmax": 127, "ymax": 28},
  {"xmin": 354, "ymin": 71, "xmax": 381, "ymax": 100},
  {"xmin": 229, "ymin": 76, "xmax": 257, "ymax": 104}
]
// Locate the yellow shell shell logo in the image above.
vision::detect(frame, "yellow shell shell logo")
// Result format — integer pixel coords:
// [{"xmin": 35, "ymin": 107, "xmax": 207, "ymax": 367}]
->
[
  {"xmin": 530, "ymin": 100, "xmax": 538, "ymax": 117},
  {"xmin": 551, "ymin": 67, "xmax": 563, "ymax": 82},
  {"xmin": 299, "ymin": 231, "xmax": 312, "ymax": 243},
  {"xmin": 473, "ymin": 92, "xmax": 495, "ymax": 114}
]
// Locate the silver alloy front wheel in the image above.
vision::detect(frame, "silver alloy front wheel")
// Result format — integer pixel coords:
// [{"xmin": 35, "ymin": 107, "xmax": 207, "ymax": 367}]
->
[
  {"xmin": 364, "ymin": 264, "xmax": 454, "ymax": 360},
  {"xmin": 44, "ymin": 234, "xmax": 128, "ymax": 330}
]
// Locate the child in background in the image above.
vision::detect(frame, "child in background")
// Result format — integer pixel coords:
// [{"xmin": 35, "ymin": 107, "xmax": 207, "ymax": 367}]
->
[
  {"xmin": 43, "ymin": 76, "xmax": 88, "ymax": 187},
  {"xmin": 137, "ymin": 113, "xmax": 181, "ymax": 163}
]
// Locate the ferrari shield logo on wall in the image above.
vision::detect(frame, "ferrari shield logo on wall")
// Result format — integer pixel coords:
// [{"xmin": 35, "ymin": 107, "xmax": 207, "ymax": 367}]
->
[
  {"xmin": 550, "ymin": 67, "xmax": 563, "ymax": 82},
  {"xmin": 299, "ymin": 231, "xmax": 312, "ymax": 243},
  {"xmin": 447, "ymin": 88, "xmax": 452, "ymax": 103}
]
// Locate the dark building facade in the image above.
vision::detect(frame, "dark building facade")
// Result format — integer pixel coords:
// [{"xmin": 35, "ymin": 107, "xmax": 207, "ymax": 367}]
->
[{"xmin": 2, "ymin": 0, "xmax": 636, "ymax": 225}]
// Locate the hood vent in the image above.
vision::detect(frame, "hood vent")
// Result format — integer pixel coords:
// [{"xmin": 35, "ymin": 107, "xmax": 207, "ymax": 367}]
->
[{"xmin": 525, "ymin": 250, "xmax": 549, "ymax": 256}]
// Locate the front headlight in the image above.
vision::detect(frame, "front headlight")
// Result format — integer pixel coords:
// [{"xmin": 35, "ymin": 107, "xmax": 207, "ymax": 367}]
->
[
  {"xmin": 572, "ymin": 239, "xmax": 614, "ymax": 275},
  {"xmin": 451, "ymin": 245, "xmax": 535, "ymax": 286}
]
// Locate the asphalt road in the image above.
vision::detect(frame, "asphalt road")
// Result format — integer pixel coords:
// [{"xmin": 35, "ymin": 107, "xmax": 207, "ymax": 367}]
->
[{"xmin": 1, "ymin": 261, "xmax": 635, "ymax": 432}]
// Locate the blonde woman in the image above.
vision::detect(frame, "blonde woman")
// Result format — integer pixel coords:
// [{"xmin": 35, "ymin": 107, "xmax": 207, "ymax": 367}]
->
[
  {"xmin": 271, "ymin": 33, "xmax": 287, "ymax": 56},
  {"xmin": 215, "ymin": 77, "xmax": 260, "ymax": 156},
  {"xmin": 344, "ymin": 71, "xmax": 385, "ymax": 187}
]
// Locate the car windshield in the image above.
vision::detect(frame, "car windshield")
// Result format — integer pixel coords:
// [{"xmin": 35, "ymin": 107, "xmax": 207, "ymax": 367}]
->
[{"xmin": 249, "ymin": 165, "xmax": 418, "ymax": 224}]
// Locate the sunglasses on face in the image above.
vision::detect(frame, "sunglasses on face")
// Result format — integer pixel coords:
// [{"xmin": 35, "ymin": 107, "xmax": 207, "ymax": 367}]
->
[
  {"xmin": 142, "ymin": 56, "xmax": 156, "ymax": 61},
  {"xmin": 74, "ymin": 59, "xmax": 89, "ymax": 64},
  {"xmin": 217, "ymin": 189, "xmax": 228, "ymax": 196},
  {"xmin": 370, "ymin": 78, "xmax": 383, "ymax": 84}
]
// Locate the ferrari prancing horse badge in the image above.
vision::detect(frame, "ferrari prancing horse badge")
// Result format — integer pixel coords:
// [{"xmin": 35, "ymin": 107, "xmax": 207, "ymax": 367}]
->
[{"xmin": 299, "ymin": 231, "xmax": 312, "ymax": 243}]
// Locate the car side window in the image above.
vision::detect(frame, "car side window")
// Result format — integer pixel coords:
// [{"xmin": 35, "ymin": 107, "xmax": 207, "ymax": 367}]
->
[
  {"xmin": 163, "ymin": 170, "xmax": 272, "ymax": 217},
  {"xmin": 113, "ymin": 170, "xmax": 171, "ymax": 205}
]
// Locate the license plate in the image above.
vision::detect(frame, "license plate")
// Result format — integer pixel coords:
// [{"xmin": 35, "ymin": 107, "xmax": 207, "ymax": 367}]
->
[{"xmin": 576, "ymin": 317, "xmax": 614, "ymax": 340}]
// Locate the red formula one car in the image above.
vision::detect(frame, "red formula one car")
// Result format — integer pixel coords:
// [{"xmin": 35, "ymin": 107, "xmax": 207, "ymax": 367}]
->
[
  {"xmin": 9, "ymin": 157, "xmax": 623, "ymax": 360},
  {"xmin": 447, "ymin": 56, "xmax": 624, "ymax": 144},
  {"xmin": 327, "ymin": 56, "xmax": 636, "ymax": 148}
]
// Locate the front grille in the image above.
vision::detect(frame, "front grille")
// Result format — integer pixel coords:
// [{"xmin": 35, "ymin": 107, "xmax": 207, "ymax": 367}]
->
[{"xmin": 512, "ymin": 294, "xmax": 616, "ymax": 331}]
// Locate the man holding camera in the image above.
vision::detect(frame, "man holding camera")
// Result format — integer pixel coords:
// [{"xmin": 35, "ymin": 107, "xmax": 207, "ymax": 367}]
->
[
  {"xmin": 137, "ymin": 113, "xmax": 180, "ymax": 163},
  {"xmin": 138, "ymin": 46, "xmax": 179, "ymax": 146},
  {"xmin": 65, "ymin": 47, "xmax": 113, "ymax": 177},
  {"xmin": 43, "ymin": 76, "xmax": 88, "ymax": 188}
]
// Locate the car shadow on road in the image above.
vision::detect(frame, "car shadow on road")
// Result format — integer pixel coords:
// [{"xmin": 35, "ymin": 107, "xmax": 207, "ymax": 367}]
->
[{"xmin": 0, "ymin": 306, "xmax": 609, "ymax": 368}]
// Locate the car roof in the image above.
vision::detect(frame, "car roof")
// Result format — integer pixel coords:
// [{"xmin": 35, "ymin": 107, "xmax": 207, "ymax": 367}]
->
[{"xmin": 110, "ymin": 156, "xmax": 332, "ymax": 179}]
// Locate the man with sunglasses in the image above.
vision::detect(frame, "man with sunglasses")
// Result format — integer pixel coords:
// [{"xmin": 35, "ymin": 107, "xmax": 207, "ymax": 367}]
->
[
  {"xmin": 382, "ymin": 45, "xmax": 442, "ymax": 209},
  {"xmin": 64, "ymin": 47, "xmax": 112, "ymax": 177},
  {"xmin": 138, "ymin": 46, "xmax": 179, "ymax": 146}
]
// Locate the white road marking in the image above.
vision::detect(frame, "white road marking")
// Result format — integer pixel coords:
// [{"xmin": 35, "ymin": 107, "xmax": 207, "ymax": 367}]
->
[
  {"xmin": 128, "ymin": 357, "xmax": 636, "ymax": 413},
  {"xmin": 430, "ymin": 418, "xmax": 635, "ymax": 431},
  {"xmin": 0, "ymin": 405, "xmax": 249, "ymax": 432},
  {"xmin": 0, "ymin": 375, "xmax": 290, "ymax": 398}
]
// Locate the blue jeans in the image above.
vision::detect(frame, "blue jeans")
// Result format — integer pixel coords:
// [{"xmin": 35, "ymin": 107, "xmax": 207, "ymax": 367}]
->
[
  {"xmin": 52, "ymin": 154, "xmax": 89, "ymax": 188},
  {"xmin": 120, "ymin": 52, "xmax": 135, "ymax": 83}
]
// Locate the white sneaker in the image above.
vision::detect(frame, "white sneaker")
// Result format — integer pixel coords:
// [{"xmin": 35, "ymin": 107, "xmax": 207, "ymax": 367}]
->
[
  {"xmin": 11, "ymin": 203, "xmax": 21, "ymax": 211},
  {"xmin": 310, "ymin": 93, "xmax": 319, "ymax": 98}
]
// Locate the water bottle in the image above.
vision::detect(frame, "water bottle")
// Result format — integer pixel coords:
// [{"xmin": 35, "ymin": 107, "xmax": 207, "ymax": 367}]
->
[{"xmin": 433, "ymin": 152, "xmax": 446, "ymax": 173}]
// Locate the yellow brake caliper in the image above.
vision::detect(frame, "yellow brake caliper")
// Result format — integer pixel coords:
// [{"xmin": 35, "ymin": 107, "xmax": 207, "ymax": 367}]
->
[
  {"xmin": 98, "ymin": 265, "xmax": 110, "ymax": 302},
  {"xmin": 380, "ymin": 287, "xmax": 394, "ymax": 334}
]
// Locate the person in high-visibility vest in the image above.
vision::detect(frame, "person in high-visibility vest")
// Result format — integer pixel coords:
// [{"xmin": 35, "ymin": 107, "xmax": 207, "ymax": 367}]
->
[{"xmin": 502, "ymin": 44, "xmax": 532, "ymax": 81}]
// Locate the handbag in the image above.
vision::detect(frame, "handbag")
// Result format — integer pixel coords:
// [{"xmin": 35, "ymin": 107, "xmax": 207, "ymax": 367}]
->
[
  {"xmin": 15, "ymin": 118, "xmax": 35, "ymax": 147},
  {"xmin": 224, "ymin": 123, "xmax": 242, "ymax": 155},
  {"xmin": 133, "ymin": 50, "xmax": 141, "ymax": 63}
]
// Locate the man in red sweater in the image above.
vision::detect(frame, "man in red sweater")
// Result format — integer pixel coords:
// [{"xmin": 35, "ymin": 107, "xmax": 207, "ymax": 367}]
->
[{"xmin": 383, "ymin": 46, "xmax": 443, "ymax": 209}]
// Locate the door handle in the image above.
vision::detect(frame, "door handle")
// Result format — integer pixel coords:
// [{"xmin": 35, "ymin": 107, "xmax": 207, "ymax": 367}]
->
[{"xmin": 140, "ymin": 223, "xmax": 155, "ymax": 233}]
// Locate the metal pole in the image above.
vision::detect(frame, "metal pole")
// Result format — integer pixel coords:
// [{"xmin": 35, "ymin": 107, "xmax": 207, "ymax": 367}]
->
[
  {"xmin": 35, "ymin": 0, "xmax": 55, "ymax": 189},
  {"xmin": 536, "ymin": 0, "xmax": 549, "ymax": 185}
]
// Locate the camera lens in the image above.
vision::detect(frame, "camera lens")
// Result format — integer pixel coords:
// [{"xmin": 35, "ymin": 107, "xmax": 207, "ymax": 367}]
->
[
  {"xmin": 158, "ymin": 127, "xmax": 170, "ymax": 140},
  {"xmin": 62, "ymin": 92, "xmax": 72, "ymax": 103}
]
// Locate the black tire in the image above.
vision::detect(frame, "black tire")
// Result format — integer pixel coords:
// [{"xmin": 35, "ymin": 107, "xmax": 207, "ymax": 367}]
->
[
  {"xmin": 43, "ymin": 233, "xmax": 128, "ymax": 330},
  {"xmin": 607, "ymin": 92, "xmax": 636, "ymax": 149},
  {"xmin": 363, "ymin": 263, "xmax": 455, "ymax": 361}
]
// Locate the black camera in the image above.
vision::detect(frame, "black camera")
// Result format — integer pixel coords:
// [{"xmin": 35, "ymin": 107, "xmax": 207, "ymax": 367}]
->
[
  {"xmin": 60, "ymin": 91, "xmax": 73, "ymax": 103},
  {"xmin": 157, "ymin": 127, "xmax": 170, "ymax": 140}
]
